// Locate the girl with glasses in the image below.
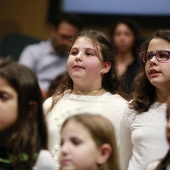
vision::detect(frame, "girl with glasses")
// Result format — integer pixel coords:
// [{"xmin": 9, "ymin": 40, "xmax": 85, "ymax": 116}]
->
[{"xmin": 120, "ymin": 30, "xmax": 170, "ymax": 170}]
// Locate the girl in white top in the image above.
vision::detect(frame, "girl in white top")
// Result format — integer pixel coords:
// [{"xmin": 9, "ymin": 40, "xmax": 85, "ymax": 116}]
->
[
  {"xmin": 146, "ymin": 93, "xmax": 170, "ymax": 170},
  {"xmin": 120, "ymin": 30, "xmax": 170, "ymax": 170},
  {"xmin": 44, "ymin": 30, "xmax": 127, "ymax": 167},
  {"xmin": 0, "ymin": 58, "xmax": 57, "ymax": 170},
  {"xmin": 59, "ymin": 113, "xmax": 120, "ymax": 170}
]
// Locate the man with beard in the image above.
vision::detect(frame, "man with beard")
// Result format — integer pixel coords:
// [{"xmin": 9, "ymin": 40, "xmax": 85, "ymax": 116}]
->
[{"xmin": 19, "ymin": 14, "xmax": 82, "ymax": 98}]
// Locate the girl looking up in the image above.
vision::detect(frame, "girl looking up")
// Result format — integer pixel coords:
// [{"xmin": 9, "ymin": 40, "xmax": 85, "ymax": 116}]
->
[
  {"xmin": 120, "ymin": 30, "xmax": 170, "ymax": 170},
  {"xmin": 44, "ymin": 30, "xmax": 127, "ymax": 167}
]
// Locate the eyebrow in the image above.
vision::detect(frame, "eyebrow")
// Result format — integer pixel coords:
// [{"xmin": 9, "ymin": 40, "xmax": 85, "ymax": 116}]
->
[{"xmin": 71, "ymin": 47, "xmax": 96, "ymax": 51}]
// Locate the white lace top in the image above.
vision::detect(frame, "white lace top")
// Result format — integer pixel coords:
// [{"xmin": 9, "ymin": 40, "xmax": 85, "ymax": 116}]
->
[
  {"xmin": 120, "ymin": 102, "xmax": 169, "ymax": 170},
  {"xmin": 146, "ymin": 159, "xmax": 170, "ymax": 170},
  {"xmin": 44, "ymin": 90, "xmax": 127, "ymax": 166}
]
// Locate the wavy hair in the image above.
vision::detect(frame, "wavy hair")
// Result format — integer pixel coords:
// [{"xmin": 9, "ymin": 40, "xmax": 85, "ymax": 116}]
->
[
  {"xmin": 130, "ymin": 30, "xmax": 170, "ymax": 112},
  {"xmin": 46, "ymin": 29, "xmax": 119, "ymax": 114}
]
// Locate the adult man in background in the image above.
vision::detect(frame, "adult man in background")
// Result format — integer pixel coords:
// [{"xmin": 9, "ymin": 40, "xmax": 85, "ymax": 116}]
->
[{"xmin": 19, "ymin": 14, "xmax": 82, "ymax": 98}]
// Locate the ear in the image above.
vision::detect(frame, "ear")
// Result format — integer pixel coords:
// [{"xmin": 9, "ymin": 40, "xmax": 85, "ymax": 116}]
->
[
  {"xmin": 101, "ymin": 62, "xmax": 111, "ymax": 74},
  {"xmin": 96, "ymin": 144, "xmax": 112, "ymax": 165}
]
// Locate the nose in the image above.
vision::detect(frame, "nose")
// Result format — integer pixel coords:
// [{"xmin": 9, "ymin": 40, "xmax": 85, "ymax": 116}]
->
[
  {"xmin": 75, "ymin": 52, "xmax": 82, "ymax": 61},
  {"xmin": 148, "ymin": 54, "xmax": 157, "ymax": 65},
  {"xmin": 60, "ymin": 142, "xmax": 70, "ymax": 155}
]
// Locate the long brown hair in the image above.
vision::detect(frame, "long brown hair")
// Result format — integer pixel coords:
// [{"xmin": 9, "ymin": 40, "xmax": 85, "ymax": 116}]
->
[
  {"xmin": 46, "ymin": 29, "xmax": 119, "ymax": 114},
  {"xmin": 130, "ymin": 30, "xmax": 170, "ymax": 113}
]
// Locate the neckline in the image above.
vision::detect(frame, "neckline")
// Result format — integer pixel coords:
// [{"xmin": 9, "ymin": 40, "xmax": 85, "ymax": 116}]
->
[{"xmin": 71, "ymin": 88, "xmax": 105, "ymax": 96}]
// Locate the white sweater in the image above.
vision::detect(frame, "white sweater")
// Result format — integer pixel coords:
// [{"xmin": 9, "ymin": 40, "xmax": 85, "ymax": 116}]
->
[
  {"xmin": 120, "ymin": 102, "xmax": 169, "ymax": 170},
  {"xmin": 33, "ymin": 150, "xmax": 57, "ymax": 170},
  {"xmin": 44, "ymin": 90, "xmax": 127, "ymax": 166}
]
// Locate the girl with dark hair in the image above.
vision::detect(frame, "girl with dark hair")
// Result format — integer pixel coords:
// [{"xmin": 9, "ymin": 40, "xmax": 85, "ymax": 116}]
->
[
  {"xmin": 120, "ymin": 30, "xmax": 170, "ymax": 170},
  {"xmin": 110, "ymin": 18, "xmax": 142, "ymax": 100},
  {"xmin": 0, "ymin": 58, "xmax": 57, "ymax": 170},
  {"xmin": 44, "ymin": 29, "xmax": 127, "ymax": 168},
  {"xmin": 59, "ymin": 113, "xmax": 120, "ymax": 170}
]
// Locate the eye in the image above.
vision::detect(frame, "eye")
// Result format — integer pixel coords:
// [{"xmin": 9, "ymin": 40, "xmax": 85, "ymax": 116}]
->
[
  {"xmin": 158, "ymin": 51, "xmax": 169, "ymax": 59},
  {"xmin": 146, "ymin": 53, "xmax": 153, "ymax": 60},
  {"xmin": 125, "ymin": 32, "xmax": 131, "ymax": 37},
  {"xmin": 86, "ymin": 51, "xmax": 94, "ymax": 56},
  {"xmin": 0, "ymin": 93, "xmax": 10, "ymax": 102},
  {"xmin": 70, "ymin": 50, "xmax": 78, "ymax": 56},
  {"xmin": 60, "ymin": 139, "xmax": 64, "ymax": 146},
  {"xmin": 71, "ymin": 137, "xmax": 82, "ymax": 146}
]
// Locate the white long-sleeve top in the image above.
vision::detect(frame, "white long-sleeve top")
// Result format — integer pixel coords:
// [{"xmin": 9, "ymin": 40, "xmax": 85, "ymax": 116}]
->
[
  {"xmin": 44, "ymin": 90, "xmax": 127, "ymax": 167},
  {"xmin": 120, "ymin": 102, "xmax": 169, "ymax": 170}
]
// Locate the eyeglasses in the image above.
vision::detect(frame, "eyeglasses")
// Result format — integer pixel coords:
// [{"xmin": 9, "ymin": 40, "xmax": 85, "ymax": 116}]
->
[{"xmin": 142, "ymin": 50, "xmax": 170, "ymax": 63}]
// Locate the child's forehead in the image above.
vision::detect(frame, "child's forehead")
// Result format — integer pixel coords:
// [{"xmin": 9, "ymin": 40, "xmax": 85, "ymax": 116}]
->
[
  {"xmin": 61, "ymin": 119, "xmax": 94, "ymax": 138},
  {"xmin": 72, "ymin": 36, "xmax": 101, "ymax": 51},
  {"xmin": 76, "ymin": 36, "xmax": 96, "ymax": 45}
]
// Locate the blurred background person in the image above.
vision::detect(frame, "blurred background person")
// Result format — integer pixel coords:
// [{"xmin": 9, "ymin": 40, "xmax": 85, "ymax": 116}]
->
[
  {"xmin": 19, "ymin": 14, "xmax": 83, "ymax": 99},
  {"xmin": 109, "ymin": 18, "xmax": 142, "ymax": 100},
  {"xmin": 0, "ymin": 58, "xmax": 57, "ymax": 170}
]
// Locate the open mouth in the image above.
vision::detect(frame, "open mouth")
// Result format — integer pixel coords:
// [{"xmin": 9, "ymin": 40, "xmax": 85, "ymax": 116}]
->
[{"xmin": 149, "ymin": 69, "xmax": 160, "ymax": 75}]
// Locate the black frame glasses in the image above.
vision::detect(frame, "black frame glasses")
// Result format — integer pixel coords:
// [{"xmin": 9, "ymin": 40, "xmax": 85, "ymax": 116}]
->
[{"xmin": 142, "ymin": 50, "xmax": 170, "ymax": 63}]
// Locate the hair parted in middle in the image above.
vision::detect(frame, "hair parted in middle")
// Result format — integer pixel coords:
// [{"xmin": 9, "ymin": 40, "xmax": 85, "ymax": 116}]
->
[{"xmin": 61, "ymin": 113, "xmax": 120, "ymax": 170}]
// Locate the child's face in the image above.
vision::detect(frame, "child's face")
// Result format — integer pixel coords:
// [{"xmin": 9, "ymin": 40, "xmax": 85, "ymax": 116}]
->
[
  {"xmin": 0, "ymin": 76, "xmax": 18, "ymax": 131},
  {"xmin": 67, "ymin": 36, "xmax": 107, "ymax": 90},
  {"xmin": 145, "ymin": 38, "xmax": 170, "ymax": 90},
  {"xmin": 59, "ymin": 119, "xmax": 101, "ymax": 170}
]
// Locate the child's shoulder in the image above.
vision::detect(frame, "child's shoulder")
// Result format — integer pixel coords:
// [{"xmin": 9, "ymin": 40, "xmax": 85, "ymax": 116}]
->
[
  {"xmin": 43, "ymin": 97, "xmax": 53, "ymax": 109},
  {"xmin": 33, "ymin": 149, "xmax": 57, "ymax": 170}
]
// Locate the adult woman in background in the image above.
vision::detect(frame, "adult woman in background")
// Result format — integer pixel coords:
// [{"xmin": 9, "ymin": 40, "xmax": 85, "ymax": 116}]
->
[{"xmin": 110, "ymin": 18, "xmax": 142, "ymax": 100}]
